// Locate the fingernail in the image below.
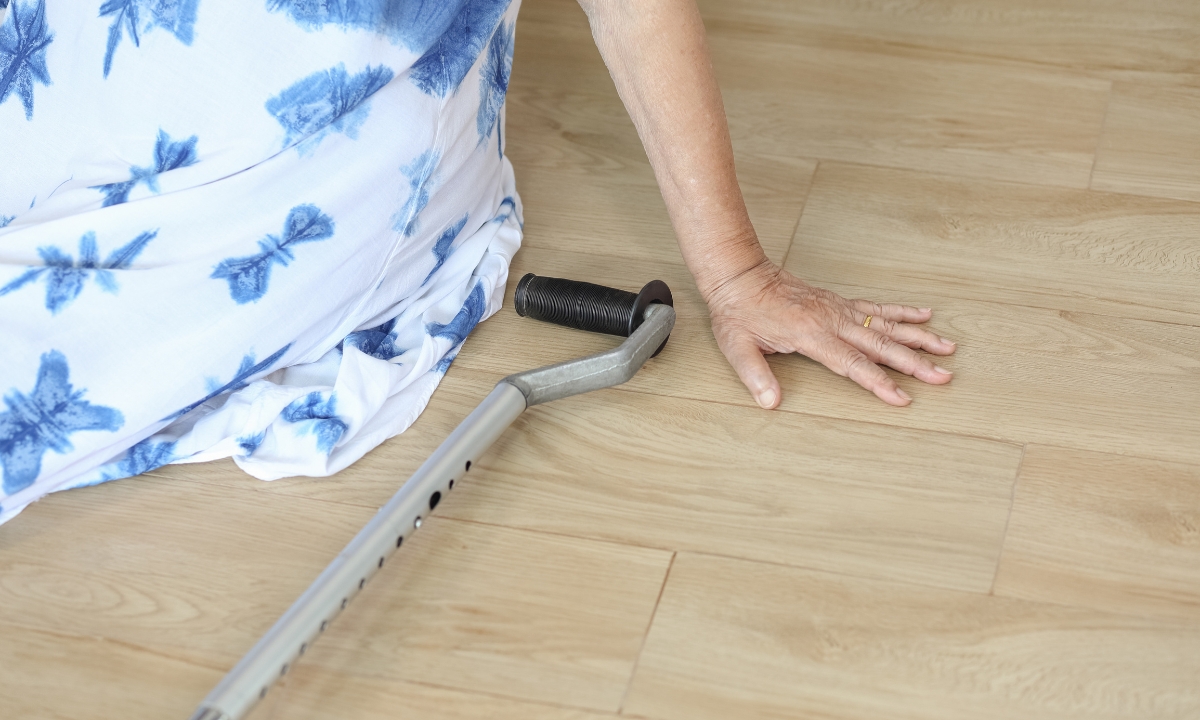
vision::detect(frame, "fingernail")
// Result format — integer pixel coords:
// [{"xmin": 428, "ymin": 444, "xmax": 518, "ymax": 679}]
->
[
  {"xmin": 758, "ymin": 389, "xmax": 777, "ymax": 409},
  {"xmin": 941, "ymin": 337, "xmax": 956, "ymax": 346},
  {"xmin": 934, "ymin": 365, "xmax": 953, "ymax": 375},
  {"xmin": 895, "ymin": 388, "xmax": 911, "ymax": 401},
  {"xmin": 920, "ymin": 308, "xmax": 932, "ymax": 313}
]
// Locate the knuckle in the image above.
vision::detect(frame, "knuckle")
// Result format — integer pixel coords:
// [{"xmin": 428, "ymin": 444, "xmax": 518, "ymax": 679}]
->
[
  {"xmin": 870, "ymin": 332, "xmax": 893, "ymax": 357},
  {"xmin": 844, "ymin": 352, "xmax": 870, "ymax": 377}
]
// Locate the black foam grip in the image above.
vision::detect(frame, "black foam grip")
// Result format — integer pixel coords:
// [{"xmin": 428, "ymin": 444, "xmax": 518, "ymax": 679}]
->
[{"xmin": 513, "ymin": 274, "xmax": 672, "ymax": 338}]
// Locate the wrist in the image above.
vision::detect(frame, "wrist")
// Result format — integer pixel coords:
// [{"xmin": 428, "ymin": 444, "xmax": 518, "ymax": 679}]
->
[{"xmin": 683, "ymin": 232, "xmax": 773, "ymax": 304}]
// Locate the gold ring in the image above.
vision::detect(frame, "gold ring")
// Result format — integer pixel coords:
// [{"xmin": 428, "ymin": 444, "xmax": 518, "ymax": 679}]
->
[{"xmin": 863, "ymin": 315, "xmax": 873, "ymax": 328}]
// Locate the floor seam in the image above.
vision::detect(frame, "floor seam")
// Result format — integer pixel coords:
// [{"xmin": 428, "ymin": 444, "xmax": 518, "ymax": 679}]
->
[
  {"xmin": 1087, "ymin": 80, "xmax": 1116, "ymax": 189},
  {"xmin": 778, "ymin": 159, "xmax": 819, "ymax": 269},
  {"xmin": 508, "ymin": 245, "xmax": 1200, "ymax": 329},
  {"xmin": 990, "ymin": 443, "xmax": 1027, "ymax": 595},
  {"xmin": 599, "ymin": 382, "xmax": 1200, "ymax": 469},
  {"xmin": 619, "ymin": 552, "xmax": 676, "ymax": 715}
]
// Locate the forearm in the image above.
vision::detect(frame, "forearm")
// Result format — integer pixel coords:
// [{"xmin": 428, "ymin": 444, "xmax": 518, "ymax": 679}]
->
[{"xmin": 578, "ymin": 0, "xmax": 768, "ymax": 300}]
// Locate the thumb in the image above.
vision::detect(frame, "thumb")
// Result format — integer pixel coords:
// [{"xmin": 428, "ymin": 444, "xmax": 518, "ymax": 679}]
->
[{"xmin": 721, "ymin": 336, "xmax": 781, "ymax": 409}]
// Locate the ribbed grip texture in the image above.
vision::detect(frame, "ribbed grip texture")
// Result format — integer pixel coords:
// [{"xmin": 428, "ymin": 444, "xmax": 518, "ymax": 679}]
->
[{"xmin": 514, "ymin": 274, "xmax": 642, "ymax": 337}]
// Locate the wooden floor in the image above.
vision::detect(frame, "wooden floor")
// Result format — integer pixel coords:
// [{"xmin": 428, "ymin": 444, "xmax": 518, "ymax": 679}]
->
[{"xmin": 4, "ymin": 1, "xmax": 1200, "ymax": 717}]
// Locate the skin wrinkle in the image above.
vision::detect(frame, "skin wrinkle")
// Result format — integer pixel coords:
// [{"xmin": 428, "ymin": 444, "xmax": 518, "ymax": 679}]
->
[{"xmin": 577, "ymin": 0, "xmax": 956, "ymax": 408}]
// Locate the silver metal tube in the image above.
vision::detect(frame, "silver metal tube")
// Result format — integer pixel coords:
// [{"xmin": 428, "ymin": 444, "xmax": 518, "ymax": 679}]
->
[
  {"xmin": 189, "ymin": 382, "xmax": 528, "ymax": 720},
  {"xmin": 189, "ymin": 303, "xmax": 675, "ymax": 720}
]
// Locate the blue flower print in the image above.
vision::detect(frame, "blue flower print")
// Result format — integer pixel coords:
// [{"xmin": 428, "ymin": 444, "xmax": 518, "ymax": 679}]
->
[
  {"xmin": 164, "ymin": 344, "xmax": 291, "ymax": 420},
  {"xmin": 117, "ymin": 436, "xmax": 176, "ymax": 476},
  {"xmin": 427, "ymin": 280, "xmax": 485, "ymax": 346},
  {"xmin": 266, "ymin": 63, "xmax": 394, "ymax": 153},
  {"xmin": 212, "ymin": 204, "xmax": 334, "ymax": 303},
  {"xmin": 266, "ymin": 0, "xmax": 461, "ymax": 51},
  {"xmin": 0, "ymin": 350, "xmax": 124, "ymax": 494},
  {"xmin": 393, "ymin": 149, "xmax": 439, "ymax": 237},
  {"xmin": 281, "ymin": 391, "xmax": 346, "ymax": 454},
  {"xmin": 433, "ymin": 350, "xmax": 458, "ymax": 375},
  {"xmin": 0, "ymin": 230, "xmax": 158, "ymax": 314},
  {"xmin": 101, "ymin": 0, "xmax": 200, "ymax": 78},
  {"xmin": 237, "ymin": 430, "xmax": 265, "ymax": 456},
  {"xmin": 477, "ymin": 19, "xmax": 513, "ymax": 156},
  {"xmin": 411, "ymin": 0, "xmax": 510, "ymax": 97},
  {"xmin": 0, "ymin": 215, "xmax": 15, "ymax": 228},
  {"xmin": 424, "ymin": 214, "xmax": 467, "ymax": 284},
  {"xmin": 493, "ymin": 196, "xmax": 518, "ymax": 226},
  {"xmin": 344, "ymin": 317, "xmax": 404, "ymax": 360},
  {"xmin": 0, "ymin": 0, "xmax": 53, "ymax": 120},
  {"xmin": 92, "ymin": 129, "xmax": 199, "ymax": 207}
]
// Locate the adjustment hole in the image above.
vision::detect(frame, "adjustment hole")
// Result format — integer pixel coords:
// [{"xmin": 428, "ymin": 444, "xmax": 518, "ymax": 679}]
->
[
  {"xmin": 429, "ymin": 491, "xmax": 441, "ymax": 510},
  {"xmin": 414, "ymin": 516, "xmax": 423, "ymax": 528},
  {"xmin": 378, "ymin": 556, "xmax": 384, "ymax": 568},
  {"xmin": 449, "ymin": 479, "xmax": 454, "ymax": 490},
  {"xmin": 341, "ymin": 598, "xmax": 347, "ymax": 610},
  {"xmin": 396, "ymin": 535, "xmax": 404, "ymax": 548},
  {"xmin": 320, "ymin": 620, "xmax": 328, "ymax": 632},
  {"xmin": 465, "ymin": 461, "xmax": 472, "ymax": 472},
  {"xmin": 260, "ymin": 687, "xmax": 268, "ymax": 700},
  {"xmin": 358, "ymin": 578, "xmax": 365, "ymax": 590},
  {"xmin": 280, "ymin": 664, "xmax": 289, "ymax": 677},
  {"xmin": 299, "ymin": 643, "xmax": 307, "ymax": 656}
]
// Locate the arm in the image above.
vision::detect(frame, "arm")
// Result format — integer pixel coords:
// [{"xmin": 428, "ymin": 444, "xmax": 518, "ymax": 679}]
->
[{"xmin": 577, "ymin": 0, "xmax": 956, "ymax": 408}]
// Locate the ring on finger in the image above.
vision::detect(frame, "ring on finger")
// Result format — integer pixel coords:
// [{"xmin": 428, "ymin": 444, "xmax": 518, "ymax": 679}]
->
[{"xmin": 863, "ymin": 315, "xmax": 873, "ymax": 328}]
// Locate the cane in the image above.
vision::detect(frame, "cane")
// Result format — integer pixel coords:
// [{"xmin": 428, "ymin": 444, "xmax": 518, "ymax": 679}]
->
[{"xmin": 189, "ymin": 274, "xmax": 675, "ymax": 720}]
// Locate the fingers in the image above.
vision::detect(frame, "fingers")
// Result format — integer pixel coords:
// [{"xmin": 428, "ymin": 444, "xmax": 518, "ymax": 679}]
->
[
  {"xmin": 842, "ymin": 323, "xmax": 954, "ymax": 385},
  {"xmin": 721, "ymin": 336, "xmax": 782, "ymax": 409},
  {"xmin": 851, "ymin": 299, "xmax": 933, "ymax": 324},
  {"xmin": 856, "ymin": 313, "xmax": 956, "ymax": 356},
  {"xmin": 804, "ymin": 334, "xmax": 911, "ymax": 406}
]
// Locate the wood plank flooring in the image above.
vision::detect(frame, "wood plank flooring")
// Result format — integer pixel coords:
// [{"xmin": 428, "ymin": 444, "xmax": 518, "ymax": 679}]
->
[{"xmin": 2, "ymin": 0, "xmax": 1198, "ymax": 718}]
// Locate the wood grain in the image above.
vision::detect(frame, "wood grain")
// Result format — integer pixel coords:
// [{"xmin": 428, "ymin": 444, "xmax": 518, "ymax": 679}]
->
[
  {"xmin": 994, "ymin": 445, "xmax": 1200, "ymax": 621},
  {"xmin": 269, "ymin": 666, "xmax": 618, "ymax": 720},
  {"xmin": 0, "ymin": 620, "xmax": 262, "ymax": 720},
  {"xmin": 708, "ymin": 35, "xmax": 1109, "ymax": 188},
  {"xmin": 1091, "ymin": 82, "xmax": 1200, "ymax": 202},
  {"xmin": 297, "ymin": 517, "xmax": 671, "ymax": 712},
  {"xmin": 695, "ymin": 0, "xmax": 1200, "ymax": 76},
  {"xmin": 624, "ymin": 553, "xmax": 1200, "ymax": 720},
  {"xmin": 789, "ymin": 162, "xmax": 1200, "ymax": 326},
  {"xmin": 0, "ymin": 475, "xmax": 372, "ymax": 666}
]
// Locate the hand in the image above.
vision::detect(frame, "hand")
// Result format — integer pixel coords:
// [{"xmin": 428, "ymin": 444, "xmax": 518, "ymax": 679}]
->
[{"xmin": 705, "ymin": 260, "xmax": 956, "ymax": 408}]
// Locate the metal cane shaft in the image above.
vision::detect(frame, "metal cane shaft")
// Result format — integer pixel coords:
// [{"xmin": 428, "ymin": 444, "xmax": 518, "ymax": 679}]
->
[{"xmin": 189, "ymin": 382, "xmax": 528, "ymax": 720}]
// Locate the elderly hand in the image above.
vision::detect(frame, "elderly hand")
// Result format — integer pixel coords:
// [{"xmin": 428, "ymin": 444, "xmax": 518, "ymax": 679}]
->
[{"xmin": 705, "ymin": 259, "xmax": 956, "ymax": 409}]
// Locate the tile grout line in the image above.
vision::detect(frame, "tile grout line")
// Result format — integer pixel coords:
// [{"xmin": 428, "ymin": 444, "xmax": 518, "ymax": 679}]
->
[
  {"xmin": 618, "ymin": 551, "xmax": 676, "ymax": 715},
  {"xmin": 1087, "ymin": 80, "xmax": 1116, "ymax": 190},
  {"xmin": 990, "ymin": 443, "xmax": 1027, "ymax": 595}
]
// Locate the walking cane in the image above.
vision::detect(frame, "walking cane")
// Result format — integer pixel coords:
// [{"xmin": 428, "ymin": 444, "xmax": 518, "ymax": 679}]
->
[{"xmin": 189, "ymin": 274, "xmax": 675, "ymax": 720}]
